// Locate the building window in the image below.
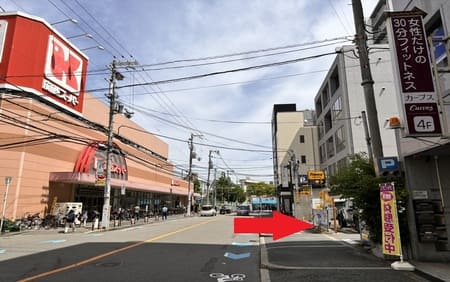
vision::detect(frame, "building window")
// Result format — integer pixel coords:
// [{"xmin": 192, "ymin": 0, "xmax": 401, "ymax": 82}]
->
[
  {"xmin": 322, "ymin": 85, "xmax": 330, "ymax": 107},
  {"xmin": 319, "ymin": 144, "xmax": 326, "ymax": 163},
  {"xmin": 335, "ymin": 126, "xmax": 346, "ymax": 153},
  {"xmin": 427, "ymin": 14, "xmax": 446, "ymax": 67},
  {"xmin": 332, "ymin": 96, "xmax": 343, "ymax": 121},
  {"xmin": 318, "ymin": 121, "xmax": 324, "ymax": 140},
  {"xmin": 324, "ymin": 111, "xmax": 332, "ymax": 133},
  {"xmin": 326, "ymin": 136, "xmax": 335, "ymax": 159},
  {"xmin": 315, "ymin": 97, "xmax": 322, "ymax": 116},
  {"xmin": 330, "ymin": 68, "xmax": 340, "ymax": 95},
  {"xmin": 301, "ymin": 155, "xmax": 306, "ymax": 164},
  {"xmin": 299, "ymin": 135, "xmax": 305, "ymax": 143}
]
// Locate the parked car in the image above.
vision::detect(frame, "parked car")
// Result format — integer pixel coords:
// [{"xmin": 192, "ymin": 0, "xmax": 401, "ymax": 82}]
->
[
  {"xmin": 200, "ymin": 205, "xmax": 217, "ymax": 216},
  {"xmin": 219, "ymin": 205, "xmax": 232, "ymax": 214},
  {"xmin": 236, "ymin": 205, "xmax": 250, "ymax": 216}
]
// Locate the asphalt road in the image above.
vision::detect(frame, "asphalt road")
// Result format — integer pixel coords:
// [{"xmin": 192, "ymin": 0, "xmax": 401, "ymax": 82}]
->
[
  {"xmin": 0, "ymin": 215, "xmax": 260, "ymax": 282},
  {"xmin": 0, "ymin": 215, "xmax": 438, "ymax": 282}
]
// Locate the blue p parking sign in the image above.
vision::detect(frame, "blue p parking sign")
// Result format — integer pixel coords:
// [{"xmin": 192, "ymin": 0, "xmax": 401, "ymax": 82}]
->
[
  {"xmin": 378, "ymin": 157, "xmax": 399, "ymax": 171},
  {"xmin": 378, "ymin": 157, "xmax": 399, "ymax": 175}
]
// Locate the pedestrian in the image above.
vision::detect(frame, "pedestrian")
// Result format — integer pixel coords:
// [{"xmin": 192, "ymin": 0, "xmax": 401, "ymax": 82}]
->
[
  {"xmin": 81, "ymin": 210, "xmax": 88, "ymax": 227},
  {"xmin": 134, "ymin": 205, "xmax": 140, "ymax": 221},
  {"xmin": 118, "ymin": 208, "xmax": 123, "ymax": 226},
  {"xmin": 65, "ymin": 209, "xmax": 76, "ymax": 233},
  {"xmin": 194, "ymin": 204, "xmax": 198, "ymax": 215},
  {"xmin": 92, "ymin": 210, "xmax": 100, "ymax": 230},
  {"xmin": 162, "ymin": 205, "xmax": 168, "ymax": 220}
]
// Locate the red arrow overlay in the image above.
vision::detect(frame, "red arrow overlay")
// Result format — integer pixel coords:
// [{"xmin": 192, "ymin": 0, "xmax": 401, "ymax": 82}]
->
[{"xmin": 234, "ymin": 211, "xmax": 314, "ymax": 240}]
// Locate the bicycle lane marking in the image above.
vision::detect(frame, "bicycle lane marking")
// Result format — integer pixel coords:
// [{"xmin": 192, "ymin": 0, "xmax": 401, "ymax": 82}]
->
[{"xmin": 17, "ymin": 217, "xmax": 223, "ymax": 282}]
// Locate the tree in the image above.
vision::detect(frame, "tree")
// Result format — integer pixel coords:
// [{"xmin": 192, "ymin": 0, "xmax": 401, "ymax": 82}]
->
[
  {"xmin": 246, "ymin": 182, "xmax": 275, "ymax": 198},
  {"xmin": 192, "ymin": 173, "xmax": 201, "ymax": 194},
  {"xmin": 215, "ymin": 174, "xmax": 233, "ymax": 203},
  {"xmin": 229, "ymin": 185, "xmax": 246, "ymax": 203},
  {"xmin": 329, "ymin": 153, "xmax": 408, "ymax": 245}
]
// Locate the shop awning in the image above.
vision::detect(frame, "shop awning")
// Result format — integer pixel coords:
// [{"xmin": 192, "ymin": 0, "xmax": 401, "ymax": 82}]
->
[{"xmin": 49, "ymin": 172, "xmax": 189, "ymax": 196}]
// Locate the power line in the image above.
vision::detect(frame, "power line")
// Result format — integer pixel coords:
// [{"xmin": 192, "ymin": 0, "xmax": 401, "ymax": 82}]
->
[
  {"xmin": 127, "ymin": 104, "xmax": 275, "ymax": 149},
  {"xmin": 141, "ymin": 39, "xmax": 351, "ymax": 71},
  {"xmin": 140, "ymin": 37, "xmax": 351, "ymax": 68},
  {"xmin": 87, "ymin": 50, "xmax": 339, "ymax": 93}
]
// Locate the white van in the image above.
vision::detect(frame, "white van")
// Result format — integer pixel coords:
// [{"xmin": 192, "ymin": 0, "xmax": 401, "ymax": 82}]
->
[{"xmin": 53, "ymin": 202, "xmax": 83, "ymax": 219}]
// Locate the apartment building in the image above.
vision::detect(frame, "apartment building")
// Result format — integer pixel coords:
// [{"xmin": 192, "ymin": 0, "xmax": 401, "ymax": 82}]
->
[
  {"xmin": 271, "ymin": 104, "xmax": 319, "ymax": 214},
  {"xmin": 314, "ymin": 44, "xmax": 399, "ymax": 177}
]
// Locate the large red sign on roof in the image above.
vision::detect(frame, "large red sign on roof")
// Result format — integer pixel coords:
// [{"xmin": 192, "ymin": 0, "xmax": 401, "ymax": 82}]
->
[{"xmin": 0, "ymin": 12, "xmax": 88, "ymax": 115}]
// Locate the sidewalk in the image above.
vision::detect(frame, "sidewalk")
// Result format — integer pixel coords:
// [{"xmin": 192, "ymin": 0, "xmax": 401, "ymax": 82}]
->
[
  {"xmin": 1, "ymin": 213, "xmax": 190, "ymax": 236},
  {"xmin": 324, "ymin": 228, "xmax": 450, "ymax": 282},
  {"xmin": 261, "ymin": 228, "xmax": 450, "ymax": 282},
  {"xmin": 410, "ymin": 261, "xmax": 450, "ymax": 282}
]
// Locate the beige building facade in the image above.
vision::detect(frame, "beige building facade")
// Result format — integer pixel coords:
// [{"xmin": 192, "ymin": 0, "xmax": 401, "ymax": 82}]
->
[
  {"xmin": 0, "ymin": 91, "xmax": 189, "ymax": 220},
  {"xmin": 0, "ymin": 12, "xmax": 188, "ymax": 221}
]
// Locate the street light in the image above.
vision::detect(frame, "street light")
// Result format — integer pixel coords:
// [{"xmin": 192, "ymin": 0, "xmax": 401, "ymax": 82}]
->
[
  {"xmin": 51, "ymin": 18, "xmax": 78, "ymax": 25},
  {"xmin": 67, "ymin": 33, "xmax": 93, "ymax": 40},
  {"xmin": 81, "ymin": 45, "xmax": 105, "ymax": 51},
  {"xmin": 0, "ymin": 176, "xmax": 12, "ymax": 234}
]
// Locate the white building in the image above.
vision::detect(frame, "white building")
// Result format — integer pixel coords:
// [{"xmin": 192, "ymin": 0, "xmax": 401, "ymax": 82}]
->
[{"xmin": 314, "ymin": 44, "xmax": 400, "ymax": 177}]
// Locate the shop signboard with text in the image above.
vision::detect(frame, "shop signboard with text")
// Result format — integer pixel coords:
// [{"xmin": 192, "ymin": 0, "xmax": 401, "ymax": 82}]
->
[
  {"xmin": 74, "ymin": 142, "xmax": 128, "ymax": 181},
  {"xmin": 388, "ymin": 11, "xmax": 442, "ymax": 136},
  {"xmin": 380, "ymin": 183, "xmax": 401, "ymax": 257},
  {"xmin": 0, "ymin": 12, "xmax": 88, "ymax": 115}
]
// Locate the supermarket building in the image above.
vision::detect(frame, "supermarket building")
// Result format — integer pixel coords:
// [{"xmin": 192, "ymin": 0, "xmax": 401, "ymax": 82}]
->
[{"xmin": 0, "ymin": 12, "xmax": 189, "ymax": 220}]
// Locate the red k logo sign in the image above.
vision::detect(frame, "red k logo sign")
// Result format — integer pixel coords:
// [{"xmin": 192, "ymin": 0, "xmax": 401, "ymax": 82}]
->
[{"xmin": 44, "ymin": 36, "xmax": 83, "ymax": 95}]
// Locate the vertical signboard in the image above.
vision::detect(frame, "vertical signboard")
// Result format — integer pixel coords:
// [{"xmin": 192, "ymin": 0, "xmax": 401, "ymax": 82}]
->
[
  {"xmin": 388, "ymin": 12, "xmax": 442, "ymax": 136},
  {"xmin": 380, "ymin": 182, "xmax": 401, "ymax": 257}
]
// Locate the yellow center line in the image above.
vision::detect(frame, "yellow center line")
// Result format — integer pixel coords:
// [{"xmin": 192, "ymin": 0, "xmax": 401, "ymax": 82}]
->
[{"xmin": 18, "ymin": 217, "xmax": 222, "ymax": 282}]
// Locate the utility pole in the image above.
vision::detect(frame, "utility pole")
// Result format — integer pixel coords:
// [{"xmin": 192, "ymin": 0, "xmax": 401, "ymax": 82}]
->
[
  {"xmin": 206, "ymin": 150, "xmax": 219, "ymax": 205},
  {"xmin": 361, "ymin": 111, "xmax": 373, "ymax": 163},
  {"xmin": 213, "ymin": 168, "xmax": 217, "ymax": 208},
  {"xmin": 187, "ymin": 135, "xmax": 194, "ymax": 216},
  {"xmin": 206, "ymin": 151, "xmax": 212, "ymax": 205},
  {"xmin": 101, "ymin": 59, "xmax": 138, "ymax": 229},
  {"xmin": 186, "ymin": 133, "xmax": 201, "ymax": 216},
  {"xmin": 352, "ymin": 0, "xmax": 384, "ymax": 166}
]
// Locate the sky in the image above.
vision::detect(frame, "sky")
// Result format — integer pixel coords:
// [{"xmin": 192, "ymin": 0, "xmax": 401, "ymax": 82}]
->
[{"xmin": 0, "ymin": 0, "xmax": 379, "ymax": 183}]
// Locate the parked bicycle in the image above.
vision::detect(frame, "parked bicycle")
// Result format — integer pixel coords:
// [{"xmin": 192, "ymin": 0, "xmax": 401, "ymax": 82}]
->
[{"xmin": 40, "ymin": 214, "xmax": 61, "ymax": 229}]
